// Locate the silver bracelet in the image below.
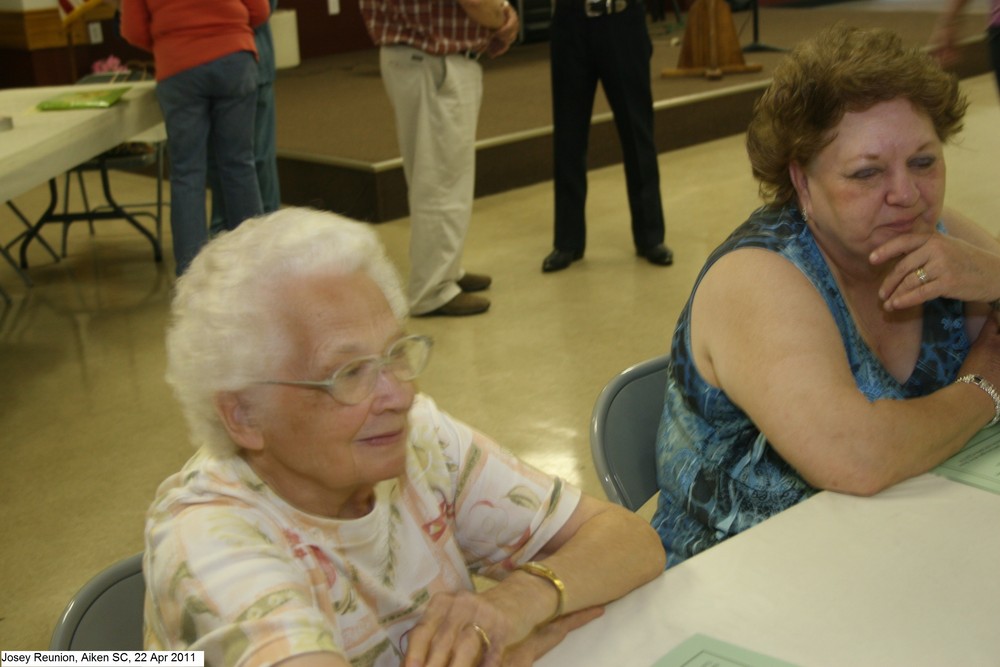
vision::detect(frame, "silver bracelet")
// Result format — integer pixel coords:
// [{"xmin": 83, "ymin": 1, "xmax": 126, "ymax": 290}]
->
[{"xmin": 955, "ymin": 374, "xmax": 1000, "ymax": 427}]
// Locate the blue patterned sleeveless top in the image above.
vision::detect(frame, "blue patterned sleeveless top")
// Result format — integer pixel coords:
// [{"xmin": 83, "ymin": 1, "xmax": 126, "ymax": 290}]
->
[{"xmin": 651, "ymin": 205, "xmax": 970, "ymax": 567}]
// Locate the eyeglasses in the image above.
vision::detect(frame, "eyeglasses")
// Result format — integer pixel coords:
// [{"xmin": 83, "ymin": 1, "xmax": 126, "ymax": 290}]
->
[{"xmin": 258, "ymin": 334, "xmax": 433, "ymax": 405}]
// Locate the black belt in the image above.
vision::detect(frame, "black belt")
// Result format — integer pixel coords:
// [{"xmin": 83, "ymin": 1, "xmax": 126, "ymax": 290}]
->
[{"xmin": 584, "ymin": 0, "xmax": 632, "ymax": 17}]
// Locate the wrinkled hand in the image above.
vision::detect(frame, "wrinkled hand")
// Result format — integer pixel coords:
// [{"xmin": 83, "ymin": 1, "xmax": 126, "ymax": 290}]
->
[
  {"xmin": 403, "ymin": 589, "xmax": 604, "ymax": 667},
  {"xmin": 403, "ymin": 589, "xmax": 523, "ymax": 667},
  {"xmin": 500, "ymin": 607, "xmax": 604, "ymax": 667},
  {"xmin": 486, "ymin": 3, "xmax": 520, "ymax": 58},
  {"xmin": 870, "ymin": 231, "xmax": 1000, "ymax": 311}
]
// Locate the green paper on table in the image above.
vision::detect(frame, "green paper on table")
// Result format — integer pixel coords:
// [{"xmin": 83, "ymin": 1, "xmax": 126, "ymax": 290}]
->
[
  {"xmin": 934, "ymin": 422, "xmax": 1000, "ymax": 495},
  {"xmin": 37, "ymin": 87, "xmax": 131, "ymax": 111},
  {"xmin": 652, "ymin": 634, "xmax": 800, "ymax": 667}
]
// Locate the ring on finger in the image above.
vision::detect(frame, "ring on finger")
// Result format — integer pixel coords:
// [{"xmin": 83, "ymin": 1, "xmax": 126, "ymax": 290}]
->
[
  {"xmin": 915, "ymin": 266, "xmax": 929, "ymax": 285},
  {"xmin": 471, "ymin": 623, "xmax": 492, "ymax": 654}
]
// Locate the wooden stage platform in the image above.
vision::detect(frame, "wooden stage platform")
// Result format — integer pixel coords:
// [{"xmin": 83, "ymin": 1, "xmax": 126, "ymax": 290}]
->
[{"xmin": 270, "ymin": 1, "xmax": 992, "ymax": 222}]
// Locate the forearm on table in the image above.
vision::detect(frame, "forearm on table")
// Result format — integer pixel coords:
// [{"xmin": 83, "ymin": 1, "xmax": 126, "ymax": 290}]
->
[
  {"xmin": 789, "ymin": 386, "xmax": 993, "ymax": 496},
  {"xmin": 877, "ymin": 390, "xmax": 987, "ymax": 482},
  {"xmin": 485, "ymin": 499, "xmax": 665, "ymax": 630}
]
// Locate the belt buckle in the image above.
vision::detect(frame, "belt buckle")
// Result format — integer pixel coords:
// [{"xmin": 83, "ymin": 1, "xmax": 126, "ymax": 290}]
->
[
  {"xmin": 585, "ymin": 0, "xmax": 626, "ymax": 16},
  {"xmin": 585, "ymin": 0, "xmax": 606, "ymax": 17}
]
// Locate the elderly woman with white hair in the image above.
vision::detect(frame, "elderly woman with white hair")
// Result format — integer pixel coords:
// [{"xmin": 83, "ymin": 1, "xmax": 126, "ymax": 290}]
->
[{"xmin": 145, "ymin": 207, "xmax": 665, "ymax": 667}]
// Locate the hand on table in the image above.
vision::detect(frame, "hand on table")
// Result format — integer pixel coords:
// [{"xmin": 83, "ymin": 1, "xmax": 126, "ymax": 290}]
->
[
  {"xmin": 500, "ymin": 607, "xmax": 604, "ymax": 666},
  {"xmin": 402, "ymin": 588, "xmax": 523, "ymax": 667},
  {"xmin": 402, "ymin": 587, "xmax": 603, "ymax": 666}
]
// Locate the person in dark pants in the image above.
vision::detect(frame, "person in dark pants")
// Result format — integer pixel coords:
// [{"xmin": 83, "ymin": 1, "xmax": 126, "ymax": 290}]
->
[{"xmin": 542, "ymin": 0, "xmax": 673, "ymax": 273}]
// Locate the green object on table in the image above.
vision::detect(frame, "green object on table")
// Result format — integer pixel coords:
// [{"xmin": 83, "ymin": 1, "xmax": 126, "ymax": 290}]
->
[{"xmin": 37, "ymin": 87, "xmax": 131, "ymax": 111}]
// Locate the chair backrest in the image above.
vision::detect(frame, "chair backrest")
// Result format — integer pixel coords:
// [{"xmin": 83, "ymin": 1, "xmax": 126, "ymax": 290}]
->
[
  {"xmin": 49, "ymin": 552, "xmax": 145, "ymax": 650},
  {"xmin": 590, "ymin": 355, "xmax": 670, "ymax": 511}
]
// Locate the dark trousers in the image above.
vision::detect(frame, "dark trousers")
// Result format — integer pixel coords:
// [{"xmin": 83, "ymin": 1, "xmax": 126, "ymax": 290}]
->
[{"xmin": 550, "ymin": 0, "xmax": 665, "ymax": 253}]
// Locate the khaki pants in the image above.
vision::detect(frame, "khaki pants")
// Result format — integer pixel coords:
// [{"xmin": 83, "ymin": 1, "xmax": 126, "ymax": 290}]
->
[{"xmin": 380, "ymin": 45, "xmax": 483, "ymax": 314}]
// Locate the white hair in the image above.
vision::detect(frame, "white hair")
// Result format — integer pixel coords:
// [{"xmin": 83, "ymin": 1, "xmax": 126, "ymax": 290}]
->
[{"xmin": 165, "ymin": 207, "xmax": 408, "ymax": 456}]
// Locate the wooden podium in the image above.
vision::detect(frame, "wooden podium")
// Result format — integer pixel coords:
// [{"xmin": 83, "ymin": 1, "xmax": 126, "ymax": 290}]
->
[{"xmin": 662, "ymin": 0, "xmax": 762, "ymax": 80}]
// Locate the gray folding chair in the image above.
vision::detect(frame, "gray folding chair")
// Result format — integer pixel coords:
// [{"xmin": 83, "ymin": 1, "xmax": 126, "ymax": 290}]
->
[
  {"xmin": 49, "ymin": 552, "xmax": 145, "ymax": 650},
  {"xmin": 589, "ymin": 355, "xmax": 669, "ymax": 511}
]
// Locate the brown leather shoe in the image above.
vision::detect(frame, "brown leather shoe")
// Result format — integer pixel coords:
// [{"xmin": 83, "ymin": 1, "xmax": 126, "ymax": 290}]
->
[
  {"xmin": 415, "ymin": 293, "xmax": 490, "ymax": 317},
  {"xmin": 457, "ymin": 272, "xmax": 492, "ymax": 292}
]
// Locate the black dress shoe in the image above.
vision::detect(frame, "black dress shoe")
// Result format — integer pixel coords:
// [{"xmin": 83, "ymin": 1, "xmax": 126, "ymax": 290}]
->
[
  {"xmin": 542, "ymin": 249, "xmax": 583, "ymax": 273},
  {"xmin": 637, "ymin": 244, "xmax": 674, "ymax": 266}
]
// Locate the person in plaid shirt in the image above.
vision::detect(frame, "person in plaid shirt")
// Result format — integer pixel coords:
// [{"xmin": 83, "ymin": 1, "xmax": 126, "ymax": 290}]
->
[{"xmin": 359, "ymin": 0, "xmax": 519, "ymax": 317}]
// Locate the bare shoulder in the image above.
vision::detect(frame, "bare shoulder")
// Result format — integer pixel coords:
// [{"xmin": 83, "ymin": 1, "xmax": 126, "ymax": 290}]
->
[
  {"xmin": 695, "ymin": 247, "xmax": 824, "ymax": 319},
  {"xmin": 691, "ymin": 246, "xmax": 844, "ymax": 388}
]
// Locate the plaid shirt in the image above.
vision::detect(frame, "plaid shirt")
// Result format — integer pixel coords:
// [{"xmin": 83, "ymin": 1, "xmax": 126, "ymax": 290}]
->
[{"xmin": 360, "ymin": 0, "xmax": 492, "ymax": 55}]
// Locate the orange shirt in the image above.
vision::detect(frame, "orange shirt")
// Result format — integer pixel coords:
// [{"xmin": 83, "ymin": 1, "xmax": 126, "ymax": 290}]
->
[{"xmin": 121, "ymin": 0, "xmax": 270, "ymax": 81}]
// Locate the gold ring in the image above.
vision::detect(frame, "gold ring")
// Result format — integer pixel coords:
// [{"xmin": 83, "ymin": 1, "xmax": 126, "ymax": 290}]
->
[
  {"xmin": 471, "ymin": 623, "xmax": 491, "ymax": 654},
  {"xmin": 916, "ymin": 266, "xmax": 929, "ymax": 285}
]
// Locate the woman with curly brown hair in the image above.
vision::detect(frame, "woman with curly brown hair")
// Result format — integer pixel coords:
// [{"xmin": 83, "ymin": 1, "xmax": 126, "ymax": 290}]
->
[{"xmin": 651, "ymin": 24, "xmax": 1000, "ymax": 567}]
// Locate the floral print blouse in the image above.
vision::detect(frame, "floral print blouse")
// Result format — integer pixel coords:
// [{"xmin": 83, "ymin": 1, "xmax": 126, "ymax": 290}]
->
[
  {"xmin": 651, "ymin": 205, "xmax": 970, "ymax": 567},
  {"xmin": 144, "ymin": 394, "xmax": 580, "ymax": 667}
]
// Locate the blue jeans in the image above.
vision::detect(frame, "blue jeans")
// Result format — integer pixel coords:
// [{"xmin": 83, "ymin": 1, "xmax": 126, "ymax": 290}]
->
[
  {"xmin": 209, "ymin": 19, "xmax": 281, "ymax": 236},
  {"xmin": 156, "ymin": 50, "xmax": 263, "ymax": 275},
  {"xmin": 208, "ymin": 79, "xmax": 280, "ymax": 236}
]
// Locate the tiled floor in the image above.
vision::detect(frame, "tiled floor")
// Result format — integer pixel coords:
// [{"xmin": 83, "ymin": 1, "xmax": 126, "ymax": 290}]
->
[{"xmin": 1, "ymin": 67, "xmax": 997, "ymax": 652}]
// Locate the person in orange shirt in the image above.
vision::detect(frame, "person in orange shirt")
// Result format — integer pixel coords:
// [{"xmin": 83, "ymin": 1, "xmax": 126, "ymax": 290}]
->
[{"xmin": 121, "ymin": 0, "xmax": 270, "ymax": 275}]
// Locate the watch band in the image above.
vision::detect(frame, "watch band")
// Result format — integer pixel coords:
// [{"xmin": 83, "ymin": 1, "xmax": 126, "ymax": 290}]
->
[{"xmin": 956, "ymin": 374, "xmax": 1000, "ymax": 428}]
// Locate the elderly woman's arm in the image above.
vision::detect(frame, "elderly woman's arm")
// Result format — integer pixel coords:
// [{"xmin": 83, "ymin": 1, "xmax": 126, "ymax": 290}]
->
[
  {"xmin": 404, "ymin": 495, "xmax": 665, "ymax": 667},
  {"xmin": 487, "ymin": 495, "xmax": 665, "ymax": 633}
]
